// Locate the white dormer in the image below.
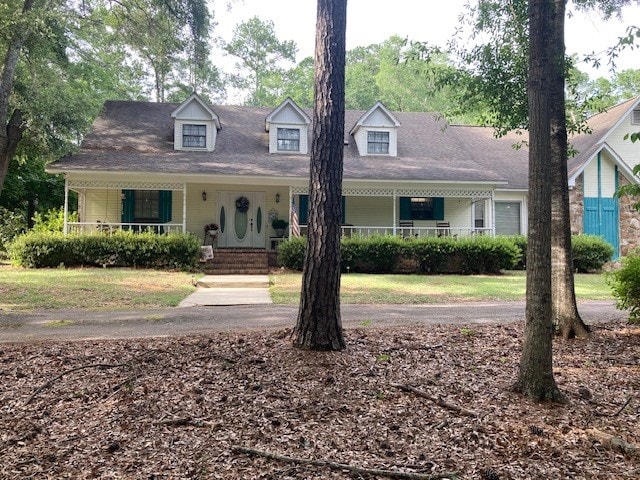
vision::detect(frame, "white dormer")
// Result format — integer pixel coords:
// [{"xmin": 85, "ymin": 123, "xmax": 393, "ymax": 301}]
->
[
  {"xmin": 266, "ymin": 98, "xmax": 311, "ymax": 154},
  {"xmin": 350, "ymin": 101, "xmax": 401, "ymax": 157},
  {"xmin": 171, "ymin": 92, "xmax": 221, "ymax": 151}
]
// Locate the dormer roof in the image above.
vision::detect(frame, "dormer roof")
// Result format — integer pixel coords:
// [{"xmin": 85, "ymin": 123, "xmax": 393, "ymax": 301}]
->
[
  {"xmin": 265, "ymin": 97, "xmax": 311, "ymax": 132},
  {"xmin": 349, "ymin": 101, "xmax": 401, "ymax": 135},
  {"xmin": 171, "ymin": 92, "xmax": 221, "ymax": 129}
]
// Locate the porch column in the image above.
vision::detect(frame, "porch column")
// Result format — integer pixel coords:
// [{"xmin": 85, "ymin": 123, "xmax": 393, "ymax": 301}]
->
[
  {"xmin": 392, "ymin": 189, "xmax": 397, "ymax": 235},
  {"xmin": 182, "ymin": 183, "xmax": 187, "ymax": 233},
  {"xmin": 490, "ymin": 190, "xmax": 496, "ymax": 236},
  {"xmin": 63, "ymin": 178, "xmax": 69, "ymax": 235}
]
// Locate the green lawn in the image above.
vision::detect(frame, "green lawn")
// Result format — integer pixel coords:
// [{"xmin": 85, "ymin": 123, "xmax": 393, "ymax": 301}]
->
[
  {"xmin": 269, "ymin": 271, "xmax": 613, "ymax": 304},
  {"xmin": 0, "ymin": 265, "xmax": 612, "ymax": 310},
  {"xmin": 0, "ymin": 265, "xmax": 198, "ymax": 310}
]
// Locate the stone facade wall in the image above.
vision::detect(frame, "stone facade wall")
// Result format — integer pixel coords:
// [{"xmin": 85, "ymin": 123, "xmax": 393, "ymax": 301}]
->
[
  {"xmin": 569, "ymin": 174, "xmax": 584, "ymax": 236},
  {"xmin": 618, "ymin": 173, "xmax": 640, "ymax": 256}
]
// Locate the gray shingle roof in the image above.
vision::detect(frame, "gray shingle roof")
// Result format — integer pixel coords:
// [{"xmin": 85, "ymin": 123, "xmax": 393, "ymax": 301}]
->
[{"xmin": 47, "ymin": 100, "xmax": 537, "ymax": 189}]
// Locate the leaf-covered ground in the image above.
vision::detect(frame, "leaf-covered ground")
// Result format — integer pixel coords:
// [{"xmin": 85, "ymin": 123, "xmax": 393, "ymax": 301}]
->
[{"xmin": 1, "ymin": 321, "xmax": 638, "ymax": 479}]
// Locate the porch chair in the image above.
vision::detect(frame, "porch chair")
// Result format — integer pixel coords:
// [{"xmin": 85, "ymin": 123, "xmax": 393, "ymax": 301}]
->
[
  {"xmin": 436, "ymin": 221, "xmax": 450, "ymax": 237},
  {"xmin": 399, "ymin": 220, "xmax": 414, "ymax": 239}
]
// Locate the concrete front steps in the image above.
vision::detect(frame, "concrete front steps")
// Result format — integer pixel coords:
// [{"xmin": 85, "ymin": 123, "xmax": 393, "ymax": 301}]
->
[{"xmin": 202, "ymin": 248, "xmax": 276, "ymax": 275}]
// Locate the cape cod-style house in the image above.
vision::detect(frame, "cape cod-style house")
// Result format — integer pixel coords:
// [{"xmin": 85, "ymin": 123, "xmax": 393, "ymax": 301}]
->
[{"xmin": 46, "ymin": 93, "xmax": 640, "ymax": 262}]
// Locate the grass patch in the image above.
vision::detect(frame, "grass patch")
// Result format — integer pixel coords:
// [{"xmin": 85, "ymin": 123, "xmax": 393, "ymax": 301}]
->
[
  {"xmin": 0, "ymin": 265, "xmax": 198, "ymax": 311},
  {"xmin": 269, "ymin": 271, "xmax": 613, "ymax": 305}
]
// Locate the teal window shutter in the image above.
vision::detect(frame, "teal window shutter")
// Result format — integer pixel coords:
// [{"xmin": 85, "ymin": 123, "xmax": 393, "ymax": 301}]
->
[
  {"xmin": 159, "ymin": 190, "xmax": 172, "ymax": 223},
  {"xmin": 299, "ymin": 195, "xmax": 309, "ymax": 224},
  {"xmin": 433, "ymin": 197, "xmax": 444, "ymax": 220},
  {"xmin": 399, "ymin": 197, "xmax": 411, "ymax": 220},
  {"xmin": 121, "ymin": 190, "xmax": 135, "ymax": 223}
]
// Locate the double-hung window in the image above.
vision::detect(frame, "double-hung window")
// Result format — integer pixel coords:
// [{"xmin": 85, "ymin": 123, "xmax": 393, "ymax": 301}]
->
[
  {"xmin": 367, "ymin": 131, "xmax": 389, "ymax": 154},
  {"xmin": 633, "ymin": 107, "xmax": 640, "ymax": 125},
  {"xmin": 183, "ymin": 124, "xmax": 206, "ymax": 148},
  {"xmin": 277, "ymin": 128, "xmax": 300, "ymax": 151}
]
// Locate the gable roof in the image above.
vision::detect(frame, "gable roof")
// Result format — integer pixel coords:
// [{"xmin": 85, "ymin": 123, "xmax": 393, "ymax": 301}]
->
[
  {"xmin": 265, "ymin": 97, "xmax": 311, "ymax": 131},
  {"xmin": 170, "ymin": 92, "xmax": 221, "ymax": 129},
  {"xmin": 349, "ymin": 101, "xmax": 401, "ymax": 135},
  {"xmin": 48, "ymin": 99, "xmax": 533, "ymax": 188},
  {"xmin": 568, "ymin": 96, "xmax": 640, "ymax": 181}
]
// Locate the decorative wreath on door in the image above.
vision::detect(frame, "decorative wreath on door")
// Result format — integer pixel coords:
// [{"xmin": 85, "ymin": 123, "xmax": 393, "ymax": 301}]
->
[{"xmin": 235, "ymin": 196, "xmax": 250, "ymax": 213}]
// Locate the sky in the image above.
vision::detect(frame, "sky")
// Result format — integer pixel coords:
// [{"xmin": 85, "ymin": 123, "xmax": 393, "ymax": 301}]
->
[{"xmin": 212, "ymin": 0, "xmax": 640, "ymax": 79}]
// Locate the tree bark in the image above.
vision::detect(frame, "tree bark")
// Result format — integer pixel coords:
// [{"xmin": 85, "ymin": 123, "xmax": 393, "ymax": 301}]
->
[
  {"xmin": 293, "ymin": 0, "xmax": 347, "ymax": 351},
  {"xmin": 549, "ymin": 0, "xmax": 590, "ymax": 340},
  {"xmin": 512, "ymin": 0, "xmax": 563, "ymax": 402},
  {"xmin": 0, "ymin": 0, "xmax": 34, "ymax": 196}
]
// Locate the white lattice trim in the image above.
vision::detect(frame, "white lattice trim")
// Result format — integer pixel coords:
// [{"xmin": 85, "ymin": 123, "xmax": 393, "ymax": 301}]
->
[
  {"xmin": 291, "ymin": 185, "xmax": 492, "ymax": 198},
  {"xmin": 68, "ymin": 180, "xmax": 184, "ymax": 190}
]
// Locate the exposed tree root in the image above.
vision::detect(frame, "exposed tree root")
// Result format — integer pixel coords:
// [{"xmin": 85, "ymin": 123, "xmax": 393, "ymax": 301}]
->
[{"xmin": 233, "ymin": 446, "xmax": 457, "ymax": 479}]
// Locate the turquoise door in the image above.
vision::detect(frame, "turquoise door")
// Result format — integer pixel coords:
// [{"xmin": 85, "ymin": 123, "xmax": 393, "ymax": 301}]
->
[{"xmin": 583, "ymin": 156, "xmax": 619, "ymax": 259}]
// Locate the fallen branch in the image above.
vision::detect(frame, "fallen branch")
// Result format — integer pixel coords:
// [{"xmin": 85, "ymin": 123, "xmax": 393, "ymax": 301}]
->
[
  {"xmin": 154, "ymin": 417, "xmax": 221, "ymax": 429},
  {"xmin": 25, "ymin": 363, "xmax": 127, "ymax": 405},
  {"xmin": 612, "ymin": 396, "xmax": 633, "ymax": 417},
  {"xmin": 390, "ymin": 383, "xmax": 479, "ymax": 418},
  {"xmin": 233, "ymin": 446, "xmax": 457, "ymax": 479},
  {"xmin": 587, "ymin": 428, "xmax": 638, "ymax": 457}
]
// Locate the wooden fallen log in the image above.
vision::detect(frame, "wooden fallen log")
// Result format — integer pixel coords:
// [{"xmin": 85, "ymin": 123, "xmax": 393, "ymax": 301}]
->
[{"xmin": 390, "ymin": 383, "xmax": 479, "ymax": 418}]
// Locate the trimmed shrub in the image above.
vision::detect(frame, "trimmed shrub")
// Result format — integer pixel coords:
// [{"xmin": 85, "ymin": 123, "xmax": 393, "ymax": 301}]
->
[
  {"xmin": 572, "ymin": 234, "xmax": 614, "ymax": 272},
  {"xmin": 607, "ymin": 250, "xmax": 640, "ymax": 323},
  {"xmin": 509, "ymin": 235, "xmax": 527, "ymax": 270},
  {"xmin": 8, "ymin": 230, "xmax": 201, "ymax": 269},
  {"xmin": 277, "ymin": 236, "xmax": 306, "ymax": 270},
  {"xmin": 277, "ymin": 235, "xmax": 521, "ymax": 274}
]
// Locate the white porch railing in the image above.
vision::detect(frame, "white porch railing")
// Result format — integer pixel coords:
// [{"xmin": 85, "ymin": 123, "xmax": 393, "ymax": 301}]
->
[
  {"xmin": 295, "ymin": 226, "xmax": 495, "ymax": 238},
  {"xmin": 66, "ymin": 222, "xmax": 184, "ymax": 235}
]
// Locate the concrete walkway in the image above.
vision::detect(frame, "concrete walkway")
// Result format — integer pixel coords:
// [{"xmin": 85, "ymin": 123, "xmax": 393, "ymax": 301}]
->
[{"xmin": 177, "ymin": 274, "xmax": 272, "ymax": 307}]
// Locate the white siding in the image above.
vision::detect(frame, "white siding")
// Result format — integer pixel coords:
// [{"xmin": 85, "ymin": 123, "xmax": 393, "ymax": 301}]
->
[
  {"xmin": 269, "ymin": 104, "xmax": 307, "ymax": 124},
  {"xmin": 583, "ymin": 160, "xmax": 599, "ymax": 197},
  {"xmin": 362, "ymin": 108, "xmax": 395, "ymax": 126},
  {"xmin": 84, "ymin": 189, "xmax": 121, "ymax": 224},
  {"xmin": 179, "ymin": 101, "xmax": 213, "ymax": 120},
  {"xmin": 345, "ymin": 197, "xmax": 393, "ymax": 226},
  {"xmin": 583, "ymin": 154, "xmax": 618, "ymax": 197},
  {"xmin": 602, "ymin": 110, "xmax": 640, "ymax": 171}
]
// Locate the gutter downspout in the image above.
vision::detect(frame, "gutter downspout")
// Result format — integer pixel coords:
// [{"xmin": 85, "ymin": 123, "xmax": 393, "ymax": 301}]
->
[
  {"xmin": 182, "ymin": 183, "xmax": 187, "ymax": 233},
  {"xmin": 63, "ymin": 178, "xmax": 69, "ymax": 235},
  {"xmin": 392, "ymin": 189, "xmax": 397, "ymax": 235}
]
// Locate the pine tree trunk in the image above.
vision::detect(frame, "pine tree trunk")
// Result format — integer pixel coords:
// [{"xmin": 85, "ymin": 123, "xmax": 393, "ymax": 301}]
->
[
  {"xmin": 549, "ymin": 0, "xmax": 590, "ymax": 340},
  {"xmin": 513, "ymin": 0, "xmax": 563, "ymax": 402},
  {"xmin": 293, "ymin": 0, "xmax": 347, "ymax": 351},
  {"xmin": 0, "ymin": 0, "xmax": 34, "ymax": 196}
]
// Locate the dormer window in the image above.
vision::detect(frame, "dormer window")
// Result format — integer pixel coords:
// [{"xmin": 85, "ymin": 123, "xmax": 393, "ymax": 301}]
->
[
  {"xmin": 350, "ymin": 101, "xmax": 400, "ymax": 157},
  {"xmin": 171, "ymin": 93, "xmax": 221, "ymax": 152},
  {"xmin": 266, "ymin": 98, "xmax": 311, "ymax": 154},
  {"xmin": 367, "ymin": 131, "xmax": 389, "ymax": 154},
  {"xmin": 183, "ymin": 124, "xmax": 207, "ymax": 148},
  {"xmin": 277, "ymin": 128, "xmax": 300, "ymax": 151}
]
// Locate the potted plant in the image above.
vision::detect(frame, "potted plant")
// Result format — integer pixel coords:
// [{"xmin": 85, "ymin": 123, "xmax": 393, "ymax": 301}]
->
[
  {"xmin": 204, "ymin": 223, "xmax": 219, "ymax": 235},
  {"xmin": 271, "ymin": 218, "xmax": 288, "ymax": 237}
]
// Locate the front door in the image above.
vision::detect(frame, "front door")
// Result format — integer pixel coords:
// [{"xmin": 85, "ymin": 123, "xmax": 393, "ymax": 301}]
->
[{"xmin": 217, "ymin": 192, "xmax": 266, "ymax": 248}]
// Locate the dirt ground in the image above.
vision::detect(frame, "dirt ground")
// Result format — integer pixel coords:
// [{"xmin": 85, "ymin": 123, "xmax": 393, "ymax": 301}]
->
[{"xmin": 1, "ymin": 320, "xmax": 638, "ymax": 479}]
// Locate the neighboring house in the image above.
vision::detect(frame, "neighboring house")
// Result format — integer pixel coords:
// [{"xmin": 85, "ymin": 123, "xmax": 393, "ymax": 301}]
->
[{"xmin": 46, "ymin": 93, "xmax": 640, "ymax": 258}]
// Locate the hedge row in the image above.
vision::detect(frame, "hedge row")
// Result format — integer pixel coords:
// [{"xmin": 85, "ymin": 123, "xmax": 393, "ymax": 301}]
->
[
  {"xmin": 279, "ymin": 235, "xmax": 522, "ymax": 274},
  {"xmin": 278, "ymin": 234, "xmax": 614, "ymax": 274},
  {"xmin": 9, "ymin": 231, "xmax": 201, "ymax": 269},
  {"xmin": 510, "ymin": 234, "xmax": 614, "ymax": 273}
]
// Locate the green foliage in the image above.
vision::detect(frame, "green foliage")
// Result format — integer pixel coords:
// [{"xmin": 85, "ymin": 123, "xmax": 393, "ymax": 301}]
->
[
  {"xmin": 8, "ymin": 231, "xmax": 201, "ymax": 269},
  {"xmin": 32, "ymin": 208, "xmax": 77, "ymax": 233},
  {"xmin": 509, "ymin": 235, "xmax": 528, "ymax": 269},
  {"xmin": 278, "ymin": 235, "xmax": 521, "ymax": 274},
  {"xmin": 607, "ymin": 250, "xmax": 640, "ymax": 323},
  {"xmin": 571, "ymin": 234, "xmax": 614, "ymax": 272},
  {"xmin": 276, "ymin": 236, "xmax": 306, "ymax": 270},
  {"xmin": 0, "ymin": 207, "xmax": 27, "ymax": 255}
]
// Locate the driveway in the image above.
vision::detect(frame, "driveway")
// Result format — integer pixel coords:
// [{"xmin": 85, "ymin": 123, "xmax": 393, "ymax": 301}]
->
[{"xmin": 0, "ymin": 301, "xmax": 625, "ymax": 343}]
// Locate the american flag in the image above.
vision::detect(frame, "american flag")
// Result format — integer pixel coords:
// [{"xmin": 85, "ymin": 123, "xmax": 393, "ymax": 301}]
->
[{"xmin": 290, "ymin": 198, "xmax": 301, "ymax": 237}]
